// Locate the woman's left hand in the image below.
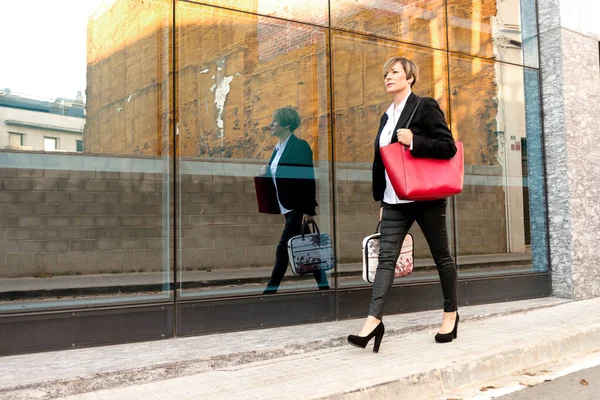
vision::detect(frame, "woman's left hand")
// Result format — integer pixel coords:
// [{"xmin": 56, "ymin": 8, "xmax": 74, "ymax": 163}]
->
[
  {"xmin": 396, "ymin": 128, "xmax": 413, "ymax": 146},
  {"xmin": 302, "ymin": 214, "xmax": 314, "ymax": 224}
]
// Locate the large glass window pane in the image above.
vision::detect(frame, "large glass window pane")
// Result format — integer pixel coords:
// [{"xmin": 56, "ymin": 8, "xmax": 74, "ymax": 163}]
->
[
  {"xmin": 176, "ymin": 2, "xmax": 332, "ymax": 297},
  {"xmin": 331, "ymin": 0, "xmax": 447, "ymax": 50},
  {"xmin": 447, "ymin": 0, "xmax": 539, "ymax": 68},
  {"xmin": 449, "ymin": 54, "xmax": 548, "ymax": 277},
  {"xmin": 332, "ymin": 32, "xmax": 454, "ymax": 287},
  {"xmin": 184, "ymin": 0, "xmax": 329, "ymax": 26},
  {"xmin": 0, "ymin": 0, "xmax": 173, "ymax": 312}
]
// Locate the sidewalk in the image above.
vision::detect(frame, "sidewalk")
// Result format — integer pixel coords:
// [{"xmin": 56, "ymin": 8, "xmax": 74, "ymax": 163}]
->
[{"xmin": 3, "ymin": 297, "xmax": 600, "ymax": 400}]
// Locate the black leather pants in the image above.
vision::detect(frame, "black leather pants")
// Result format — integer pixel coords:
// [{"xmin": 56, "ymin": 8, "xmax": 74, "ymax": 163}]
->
[{"xmin": 369, "ymin": 199, "xmax": 457, "ymax": 319}]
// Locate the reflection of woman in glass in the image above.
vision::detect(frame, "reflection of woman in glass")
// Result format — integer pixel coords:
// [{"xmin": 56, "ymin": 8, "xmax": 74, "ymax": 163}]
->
[
  {"xmin": 262, "ymin": 107, "xmax": 330, "ymax": 294},
  {"xmin": 348, "ymin": 57, "xmax": 458, "ymax": 352}
]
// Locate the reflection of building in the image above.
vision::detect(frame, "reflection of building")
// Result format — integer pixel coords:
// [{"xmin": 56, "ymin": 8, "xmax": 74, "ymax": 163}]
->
[
  {"xmin": 84, "ymin": 0, "xmax": 171, "ymax": 156},
  {"xmin": 82, "ymin": 0, "xmax": 503, "ymax": 164},
  {"xmin": 0, "ymin": 89, "xmax": 85, "ymax": 152}
]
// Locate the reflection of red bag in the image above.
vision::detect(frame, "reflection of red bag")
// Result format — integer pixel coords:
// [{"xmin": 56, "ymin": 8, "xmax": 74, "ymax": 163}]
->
[
  {"xmin": 380, "ymin": 142, "xmax": 464, "ymax": 201},
  {"xmin": 254, "ymin": 175, "xmax": 280, "ymax": 214}
]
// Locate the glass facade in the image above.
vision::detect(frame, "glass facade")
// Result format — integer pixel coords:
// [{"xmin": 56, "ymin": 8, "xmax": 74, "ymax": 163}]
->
[{"xmin": 0, "ymin": 0, "xmax": 548, "ymax": 350}]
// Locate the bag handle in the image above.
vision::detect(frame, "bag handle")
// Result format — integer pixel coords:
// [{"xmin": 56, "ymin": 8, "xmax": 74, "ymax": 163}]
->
[
  {"xmin": 392, "ymin": 97, "xmax": 423, "ymax": 146},
  {"xmin": 300, "ymin": 220, "xmax": 320, "ymax": 238}
]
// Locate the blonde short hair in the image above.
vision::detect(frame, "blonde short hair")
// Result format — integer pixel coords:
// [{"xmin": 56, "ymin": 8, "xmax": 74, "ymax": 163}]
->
[
  {"xmin": 382, "ymin": 57, "xmax": 418, "ymax": 88},
  {"xmin": 273, "ymin": 107, "xmax": 301, "ymax": 132}
]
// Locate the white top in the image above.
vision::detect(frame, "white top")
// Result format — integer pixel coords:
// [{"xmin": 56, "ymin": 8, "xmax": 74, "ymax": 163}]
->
[
  {"xmin": 270, "ymin": 135, "xmax": 293, "ymax": 214},
  {"xmin": 379, "ymin": 93, "xmax": 414, "ymax": 204}
]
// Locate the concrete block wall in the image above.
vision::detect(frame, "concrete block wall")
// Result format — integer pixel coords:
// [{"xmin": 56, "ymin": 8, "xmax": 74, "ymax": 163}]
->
[
  {"xmin": 0, "ymin": 166, "xmax": 164, "ymax": 278},
  {"xmin": 0, "ymin": 153, "xmax": 508, "ymax": 278}
]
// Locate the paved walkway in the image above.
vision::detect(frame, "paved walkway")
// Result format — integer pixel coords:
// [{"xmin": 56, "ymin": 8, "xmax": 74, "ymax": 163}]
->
[{"xmin": 4, "ymin": 297, "xmax": 600, "ymax": 399}]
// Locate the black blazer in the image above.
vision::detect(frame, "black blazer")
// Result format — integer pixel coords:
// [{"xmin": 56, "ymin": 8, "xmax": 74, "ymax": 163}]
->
[
  {"xmin": 267, "ymin": 134, "xmax": 318, "ymax": 216},
  {"xmin": 372, "ymin": 92, "xmax": 457, "ymax": 202}
]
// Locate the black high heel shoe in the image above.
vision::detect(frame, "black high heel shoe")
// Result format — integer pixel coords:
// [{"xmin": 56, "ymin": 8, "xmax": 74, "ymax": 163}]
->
[
  {"xmin": 435, "ymin": 312, "xmax": 459, "ymax": 343},
  {"xmin": 347, "ymin": 322, "xmax": 385, "ymax": 353}
]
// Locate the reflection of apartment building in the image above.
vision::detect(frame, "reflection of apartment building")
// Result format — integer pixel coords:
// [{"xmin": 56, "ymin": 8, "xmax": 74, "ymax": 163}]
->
[{"xmin": 0, "ymin": 89, "xmax": 85, "ymax": 152}]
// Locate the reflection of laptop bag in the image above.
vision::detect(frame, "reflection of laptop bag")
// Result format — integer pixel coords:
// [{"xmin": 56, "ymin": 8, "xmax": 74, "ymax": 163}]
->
[
  {"xmin": 288, "ymin": 221, "xmax": 335, "ymax": 276},
  {"xmin": 362, "ymin": 222, "xmax": 414, "ymax": 283}
]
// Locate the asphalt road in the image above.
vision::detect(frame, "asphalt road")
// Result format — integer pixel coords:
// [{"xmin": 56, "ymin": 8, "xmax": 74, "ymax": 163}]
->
[{"xmin": 499, "ymin": 364, "xmax": 600, "ymax": 399}]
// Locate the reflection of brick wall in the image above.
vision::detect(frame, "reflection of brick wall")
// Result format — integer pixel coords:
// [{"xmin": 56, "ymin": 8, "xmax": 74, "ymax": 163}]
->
[
  {"xmin": 174, "ymin": 3, "xmax": 328, "ymax": 161},
  {"xmin": 332, "ymin": 0, "xmax": 446, "ymax": 42},
  {"xmin": 257, "ymin": 19, "xmax": 322, "ymax": 62},
  {"xmin": 85, "ymin": 0, "xmax": 171, "ymax": 157},
  {"xmin": 85, "ymin": 0, "xmax": 500, "ymax": 168},
  {"xmin": 450, "ymin": 58, "xmax": 500, "ymax": 166},
  {"xmin": 448, "ymin": 0, "xmax": 497, "ymax": 57},
  {"xmin": 86, "ymin": 0, "xmax": 329, "ymax": 160},
  {"xmin": 0, "ymin": 158, "xmax": 505, "ymax": 278}
]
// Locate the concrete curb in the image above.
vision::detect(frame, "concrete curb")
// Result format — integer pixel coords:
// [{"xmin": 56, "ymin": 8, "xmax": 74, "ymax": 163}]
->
[{"xmin": 321, "ymin": 323, "xmax": 600, "ymax": 399}]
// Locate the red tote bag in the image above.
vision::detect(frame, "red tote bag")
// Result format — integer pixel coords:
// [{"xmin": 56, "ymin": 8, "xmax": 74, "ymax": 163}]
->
[{"xmin": 380, "ymin": 142, "xmax": 464, "ymax": 201}]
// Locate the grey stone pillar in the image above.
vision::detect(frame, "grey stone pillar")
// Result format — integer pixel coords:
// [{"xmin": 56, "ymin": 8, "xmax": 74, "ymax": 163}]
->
[{"xmin": 538, "ymin": 0, "xmax": 600, "ymax": 299}]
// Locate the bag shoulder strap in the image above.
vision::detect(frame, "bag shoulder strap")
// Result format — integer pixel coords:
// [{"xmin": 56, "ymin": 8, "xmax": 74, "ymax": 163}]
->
[{"xmin": 404, "ymin": 97, "xmax": 423, "ymax": 129}]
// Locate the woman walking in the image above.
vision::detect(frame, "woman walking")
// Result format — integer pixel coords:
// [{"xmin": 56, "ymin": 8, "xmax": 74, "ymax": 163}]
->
[
  {"xmin": 347, "ymin": 57, "xmax": 458, "ymax": 352},
  {"xmin": 261, "ymin": 107, "xmax": 330, "ymax": 294}
]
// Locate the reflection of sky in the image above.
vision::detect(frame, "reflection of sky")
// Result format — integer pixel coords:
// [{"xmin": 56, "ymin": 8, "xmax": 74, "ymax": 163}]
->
[{"xmin": 0, "ymin": 0, "xmax": 109, "ymax": 101}]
